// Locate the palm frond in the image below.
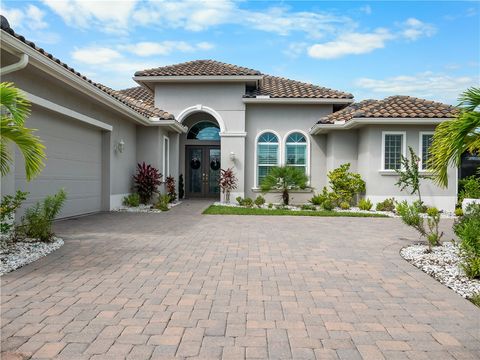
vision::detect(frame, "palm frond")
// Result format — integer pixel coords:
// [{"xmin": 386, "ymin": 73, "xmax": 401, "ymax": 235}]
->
[
  {"xmin": 0, "ymin": 82, "xmax": 30, "ymax": 126},
  {"xmin": 458, "ymin": 87, "xmax": 480, "ymax": 112},
  {"xmin": 0, "ymin": 139, "xmax": 13, "ymax": 176}
]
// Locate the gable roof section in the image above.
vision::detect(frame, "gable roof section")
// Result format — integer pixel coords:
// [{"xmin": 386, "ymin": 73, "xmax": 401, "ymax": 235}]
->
[
  {"xmin": 118, "ymin": 86, "xmax": 155, "ymax": 107},
  {"xmin": 0, "ymin": 16, "xmax": 174, "ymax": 120},
  {"xmin": 246, "ymin": 75, "xmax": 353, "ymax": 99},
  {"xmin": 135, "ymin": 59, "xmax": 262, "ymax": 77},
  {"xmin": 318, "ymin": 96, "xmax": 457, "ymax": 124}
]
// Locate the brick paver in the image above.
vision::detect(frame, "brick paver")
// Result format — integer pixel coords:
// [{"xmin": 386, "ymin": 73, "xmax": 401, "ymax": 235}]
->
[{"xmin": 1, "ymin": 200, "xmax": 479, "ymax": 359}]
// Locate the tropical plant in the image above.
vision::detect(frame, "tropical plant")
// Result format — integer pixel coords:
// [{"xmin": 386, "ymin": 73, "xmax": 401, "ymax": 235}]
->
[
  {"xmin": 455, "ymin": 208, "xmax": 464, "ymax": 217},
  {"xmin": 178, "ymin": 174, "xmax": 185, "ymax": 200},
  {"xmin": 428, "ymin": 87, "xmax": 480, "ymax": 187},
  {"xmin": 396, "ymin": 201, "xmax": 443, "ymax": 251},
  {"xmin": 309, "ymin": 187, "xmax": 330, "ymax": 206},
  {"xmin": 254, "ymin": 195, "xmax": 265, "ymax": 207},
  {"xmin": 260, "ymin": 166, "xmax": 308, "ymax": 205},
  {"xmin": 122, "ymin": 193, "xmax": 140, "ymax": 207},
  {"xmin": 133, "ymin": 162, "xmax": 162, "ymax": 204},
  {"xmin": 358, "ymin": 198, "xmax": 373, "ymax": 211},
  {"xmin": 395, "ymin": 146, "xmax": 429, "ymax": 204},
  {"xmin": 327, "ymin": 163, "xmax": 365, "ymax": 205},
  {"xmin": 1, "ymin": 190, "xmax": 28, "ymax": 236},
  {"xmin": 18, "ymin": 189, "xmax": 67, "ymax": 242},
  {"xmin": 339, "ymin": 201, "xmax": 350, "ymax": 210},
  {"xmin": 219, "ymin": 168, "xmax": 237, "ymax": 203},
  {"xmin": 376, "ymin": 198, "xmax": 396, "ymax": 212},
  {"xmin": 458, "ymin": 176, "xmax": 480, "ymax": 204},
  {"xmin": 165, "ymin": 176, "xmax": 177, "ymax": 203},
  {"xmin": 0, "ymin": 82, "xmax": 46, "ymax": 180},
  {"xmin": 155, "ymin": 194, "xmax": 170, "ymax": 211},
  {"xmin": 322, "ymin": 199, "xmax": 334, "ymax": 211},
  {"xmin": 454, "ymin": 204, "xmax": 480, "ymax": 278}
]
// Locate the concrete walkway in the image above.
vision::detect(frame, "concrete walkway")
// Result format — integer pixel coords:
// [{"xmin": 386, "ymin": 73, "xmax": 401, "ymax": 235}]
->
[{"xmin": 1, "ymin": 200, "xmax": 479, "ymax": 359}]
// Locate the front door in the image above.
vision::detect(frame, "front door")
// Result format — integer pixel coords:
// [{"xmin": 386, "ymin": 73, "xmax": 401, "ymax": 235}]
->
[{"xmin": 186, "ymin": 146, "xmax": 221, "ymax": 198}]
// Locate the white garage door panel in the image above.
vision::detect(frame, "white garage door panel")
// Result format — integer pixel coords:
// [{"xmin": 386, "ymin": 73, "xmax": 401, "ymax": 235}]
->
[{"xmin": 15, "ymin": 108, "xmax": 103, "ymax": 218}]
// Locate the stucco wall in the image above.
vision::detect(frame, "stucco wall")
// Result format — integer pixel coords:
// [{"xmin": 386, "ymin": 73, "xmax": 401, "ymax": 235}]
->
[{"xmin": 244, "ymin": 104, "xmax": 332, "ymax": 200}]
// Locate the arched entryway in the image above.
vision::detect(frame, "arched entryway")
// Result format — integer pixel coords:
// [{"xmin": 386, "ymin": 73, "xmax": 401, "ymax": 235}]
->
[{"xmin": 180, "ymin": 112, "xmax": 221, "ymax": 198}]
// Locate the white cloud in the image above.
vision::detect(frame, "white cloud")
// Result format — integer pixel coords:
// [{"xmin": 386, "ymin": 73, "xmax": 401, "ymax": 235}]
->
[
  {"xmin": 308, "ymin": 29, "xmax": 393, "ymax": 59},
  {"xmin": 399, "ymin": 18, "xmax": 436, "ymax": 41},
  {"xmin": 355, "ymin": 71, "xmax": 478, "ymax": 104},
  {"xmin": 360, "ymin": 5, "xmax": 372, "ymax": 15},
  {"xmin": 123, "ymin": 41, "xmax": 214, "ymax": 56},
  {"xmin": 72, "ymin": 47, "xmax": 122, "ymax": 65},
  {"xmin": 1, "ymin": 4, "xmax": 48, "ymax": 30}
]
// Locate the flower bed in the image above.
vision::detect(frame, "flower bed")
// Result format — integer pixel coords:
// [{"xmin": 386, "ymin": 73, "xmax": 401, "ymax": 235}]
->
[
  {"xmin": 0, "ymin": 237, "xmax": 64, "ymax": 276},
  {"xmin": 113, "ymin": 201, "xmax": 182, "ymax": 213},
  {"xmin": 400, "ymin": 242, "xmax": 480, "ymax": 299}
]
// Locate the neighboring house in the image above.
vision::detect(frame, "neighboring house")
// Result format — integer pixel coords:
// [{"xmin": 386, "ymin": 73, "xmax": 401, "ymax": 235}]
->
[{"xmin": 0, "ymin": 16, "xmax": 458, "ymax": 217}]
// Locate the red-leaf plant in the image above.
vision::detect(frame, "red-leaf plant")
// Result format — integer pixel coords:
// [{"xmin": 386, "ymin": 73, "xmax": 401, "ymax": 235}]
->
[
  {"xmin": 219, "ymin": 168, "xmax": 238, "ymax": 203},
  {"xmin": 165, "ymin": 176, "xmax": 177, "ymax": 203},
  {"xmin": 133, "ymin": 162, "xmax": 162, "ymax": 204}
]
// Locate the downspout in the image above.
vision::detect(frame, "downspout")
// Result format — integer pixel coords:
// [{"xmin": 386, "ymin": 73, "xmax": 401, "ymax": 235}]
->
[{"xmin": 0, "ymin": 53, "xmax": 29, "ymax": 75}]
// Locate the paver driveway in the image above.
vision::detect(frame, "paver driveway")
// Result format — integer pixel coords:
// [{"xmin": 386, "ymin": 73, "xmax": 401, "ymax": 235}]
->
[{"xmin": 1, "ymin": 201, "xmax": 479, "ymax": 360}]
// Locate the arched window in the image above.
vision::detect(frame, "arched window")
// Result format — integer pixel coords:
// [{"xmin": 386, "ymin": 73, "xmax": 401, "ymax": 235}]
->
[
  {"xmin": 285, "ymin": 131, "xmax": 308, "ymax": 175},
  {"xmin": 256, "ymin": 131, "xmax": 279, "ymax": 187},
  {"xmin": 187, "ymin": 121, "xmax": 220, "ymax": 140}
]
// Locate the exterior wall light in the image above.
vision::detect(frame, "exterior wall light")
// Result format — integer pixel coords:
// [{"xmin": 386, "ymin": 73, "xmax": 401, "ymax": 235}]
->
[
  {"xmin": 229, "ymin": 152, "xmax": 236, "ymax": 161},
  {"xmin": 116, "ymin": 139, "xmax": 125, "ymax": 153}
]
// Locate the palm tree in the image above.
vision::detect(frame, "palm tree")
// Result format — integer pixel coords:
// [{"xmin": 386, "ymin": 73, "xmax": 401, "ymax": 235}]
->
[
  {"xmin": 1, "ymin": 82, "xmax": 46, "ymax": 180},
  {"xmin": 428, "ymin": 87, "xmax": 480, "ymax": 187},
  {"xmin": 260, "ymin": 166, "xmax": 308, "ymax": 205}
]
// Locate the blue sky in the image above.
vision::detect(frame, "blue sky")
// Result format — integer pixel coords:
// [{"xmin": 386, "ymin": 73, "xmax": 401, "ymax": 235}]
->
[{"xmin": 2, "ymin": 0, "xmax": 479, "ymax": 104}]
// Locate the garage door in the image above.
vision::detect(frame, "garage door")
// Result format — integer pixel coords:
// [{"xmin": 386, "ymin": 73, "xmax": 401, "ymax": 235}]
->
[{"xmin": 15, "ymin": 107, "xmax": 103, "ymax": 218}]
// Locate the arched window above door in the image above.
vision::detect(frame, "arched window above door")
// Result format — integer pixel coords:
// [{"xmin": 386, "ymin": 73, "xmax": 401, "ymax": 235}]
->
[{"xmin": 187, "ymin": 121, "xmax": 220, "ymax": 141}]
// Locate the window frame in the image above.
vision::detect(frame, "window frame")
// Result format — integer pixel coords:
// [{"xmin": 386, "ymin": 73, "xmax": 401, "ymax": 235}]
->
[
  {"xmin": 283, "ymin": 130, "xmax": 310, "ymax": 179},
  {"xmin": 381, "ymin": 131, "xmax": 406, "ymax": 171},
  {"xmin": 254, "ymin": 130, "xmax": 281, "ymax": 188},
  {"xmin": 419, "ymin": 131, "xmax": 434, "ymax": 171},
  {"xmin": 163, "ymin": 135, "xmax": 170, "ymax": 177}
]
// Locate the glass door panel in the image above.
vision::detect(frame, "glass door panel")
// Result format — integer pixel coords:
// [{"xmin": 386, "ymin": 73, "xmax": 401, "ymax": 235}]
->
[
  {"xmin": 208, "ymin": 148, "xmax": 221, "ymax": 195},
  {"xmin": 187, "ymin": 147, "xmax": 203, "ymax": 195}
]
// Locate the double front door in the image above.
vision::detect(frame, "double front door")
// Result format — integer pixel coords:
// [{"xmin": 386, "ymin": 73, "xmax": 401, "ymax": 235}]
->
[{"xmin": 186, "ymin": 146, "xmax": 221, "ymax": 198}]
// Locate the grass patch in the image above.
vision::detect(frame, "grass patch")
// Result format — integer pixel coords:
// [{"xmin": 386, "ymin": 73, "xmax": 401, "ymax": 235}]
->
[
  {"xmin": 203, "ymin": 205, "xmax": 389, "ymax": 217},
  {"xmin": 469, "ymin": 294, "xmax": 480, "ymax": 307}
]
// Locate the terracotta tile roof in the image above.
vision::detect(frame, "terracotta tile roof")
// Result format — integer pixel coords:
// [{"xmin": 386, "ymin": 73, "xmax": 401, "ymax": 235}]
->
[
  {"xmin": 0, "ymin": 16, "xmax": 174, "ymax": 120},
  {"xmin": 318, "ymin": 96, "xmax": 457, "ymax": 124},
  {"xmin": 117, "ymin": 86, "xmax": 155, "ymax": 107},
  {"xmin": 135, "ymin": 59, "xmax": 262, "ymax": 77},
  {"xmin": 246, "ymin": 75, "xmax": 353, "ymax": 99}
]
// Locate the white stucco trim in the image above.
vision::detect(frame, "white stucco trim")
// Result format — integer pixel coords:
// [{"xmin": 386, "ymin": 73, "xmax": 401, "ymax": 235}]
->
[
  {"xmin": 368, "ymin": 195, "xmax": 456, "ymax": 212},
  {"xmin": 254, "ymin": 129, "xmax": 282, "ymax": 188},
  {"xmin": 419, "ymin": 131, "xmax": 434, "ymax": 171},
  {"xmin": 243, "ymin": 98, "xmax": 354, "ymax": 104},
  {"xmin": 220, "ymin": 132, "xmax": 247, "ymax": 137},
  {"xmin": 381, "ymin": 131, "xmax": 406, "ymax": 171},
  {"xmin": 163, "ymin": 136, "xmax": 170, "ymax": 177},
  {"xmin": 283, "ymin": 130, "xmax": 311, "ymax": 181},
  {"xmin": 24, "ymin": 91, "xmax": 113, "ymax": 131},
  {"xmin": 310, "ymin": 118, "xmax": 449, "ymax": 134},
  {"xmin": 177, "ymin": 104, "xmax": 226, "ymax": 132}
]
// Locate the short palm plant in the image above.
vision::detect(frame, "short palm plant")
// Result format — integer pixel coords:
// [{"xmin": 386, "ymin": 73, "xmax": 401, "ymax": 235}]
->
[
  {"xmin": 428, "ymin": 87, "xmax": 480, "ymax": 187},
  {"xmin": 260, "ymin": 166, "xmax": 308, "ymax": 205},
  {"xmin": 0, "ymin": 82, "xmax": 46, "ymax": 180}
]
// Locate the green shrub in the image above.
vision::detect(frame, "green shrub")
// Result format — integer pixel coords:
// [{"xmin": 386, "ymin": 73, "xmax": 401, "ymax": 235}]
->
[
  {"xmin": 236, "ymin": 196, "xmax": 243, "ymax": 205},
  {"xmin": 455, "ymin": 208, "xmax": 464, "ymax": 217},
  {"xmin": 376, "ymin": 198, "xmax": 396, "ymax": 212},
  {"xmin": 254, "ymin": 195, "xmax": 265, "ymax": 207},
  {"xmin": 268, "ymin": 203, "xmax": 273, "ymax": 209},
  {"xmin": 458, "ymin": 176, "xmax": 480, "ymax": 203},
  {"xmin": 413, "ymin": 199, "xmax": 428, "ymax": 213},
  {"xmin": 122, "ymin": 193, "xmax": 140, "ymax": 207},
  {"xmin": 301, "ymin": 204, "xmax": 316, "ymax": 211},
  {"xmin": 454, "ymin": 204, "xmax": 480, "ymax": 278},
  {"xmin": 165, "ymin": 176, "xmax": 177, "ymax": 203},
  {"xmin": 155, "ymin": 194, "xmax": 170, "ymax": 211},
  {"xmin": 322, "ymin": 199, "xmax": 334, "ymax": 211},
  {"xmin": 1, "ymin": 190, "xmax": 28, "ymax": 236},
  {"xmin": 469, "ymin": 293, "xmax": 480, "ymax": 307},
  {"xmin": 309, "ymin": 187, "xmax": 330, "ymax": 206},
  {"xmin": 243, "ymin": 197, "xmax": 254, "ymax": 208},
  {"xmin": 339, "ymin": 201, "xmax": 350, "ymax": 210},
  {"xmin": 396, "ymin": 201, "xmax": 443, "ymax": 251},
  {"xmin": 19, "ymin": 189, "xmax": 67, "ymax": 242},
  {"xmin": 358, "ymin": 198, "xmax": 372, "ymax": 211},
  {"xmin": 327, "ymin": 163, "xmax": 365, "ymax": 205}
]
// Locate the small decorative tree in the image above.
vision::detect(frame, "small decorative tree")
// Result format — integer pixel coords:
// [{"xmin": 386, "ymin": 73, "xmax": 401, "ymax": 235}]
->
[
  {"xmin": 260, "ymin": 166, "xmax": 308, "ymax": 205},
  {"xmin": 133, "ymin": 162, "xmax": 162, "ymax": 204},
  {"xmin": 178, "ymin": 174, "xmax": 185, "ymax": 199},
  {"xmin": 395, "ymin": 146, "xmax": 429, "ymax": 205},
  {"xmin": 327, "ymin": 163, "xmax": 365, "ymax": 205},
  {"xmin": 165, "ymin": 176, "xmax": 177, "ymax": 203},
  {"xmin": 219, "ymin": 168, "xmax": 237, "ymax": 203}
]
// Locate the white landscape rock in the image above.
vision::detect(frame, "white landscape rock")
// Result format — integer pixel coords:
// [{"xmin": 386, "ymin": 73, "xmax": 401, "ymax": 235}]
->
[
  {"xmin": 0, "ymin": 237, "xmax": 64, "ymax": 276},
  {"xmin": 400, "ymin": 242, "xmax": 480, "ymax": 299},
  {"xmin": 113, "ymin": 201, "xmax": 182, "ymax": 213}
]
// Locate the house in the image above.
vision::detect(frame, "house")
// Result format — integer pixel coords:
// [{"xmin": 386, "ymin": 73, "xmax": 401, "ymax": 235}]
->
[{"xmin": 0, "ymin": 16, "xmax": 458, "ymax": 217}]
